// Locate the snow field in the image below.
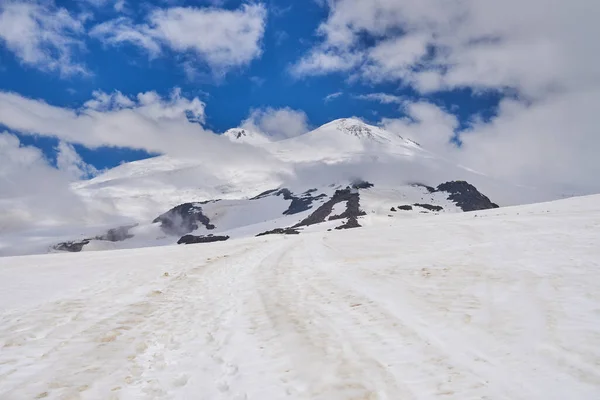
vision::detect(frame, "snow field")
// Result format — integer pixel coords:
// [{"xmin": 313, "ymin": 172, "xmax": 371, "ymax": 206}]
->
[{"xmin": 0, "ymin": 195, "xmax": 599, "ymax": 399}]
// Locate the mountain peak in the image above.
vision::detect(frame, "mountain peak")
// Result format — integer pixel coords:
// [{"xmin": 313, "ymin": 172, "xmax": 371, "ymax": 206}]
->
[
  {"xmin": 334, "ymin": 118, "xmax": 378, "ymax": 140},
  {"xmin": 316, "ymin": 118, "xmax": 404, "ymax": 144}
]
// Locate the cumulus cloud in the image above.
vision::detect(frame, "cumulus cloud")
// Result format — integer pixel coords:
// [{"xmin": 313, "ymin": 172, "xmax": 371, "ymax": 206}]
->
[
  {"xmin": 55, "ymin": 141, "xmax": 99, "ymax": 181},
  {"xmin": 293, "ymin": 0, "xmax": 600, "ymax": 97},
  {"xmin": 90, "ymin": 3, "xmax": 267, "ymax": 74},
  {"xmin": 242, "ymin": 107, "xmax": 310, "ymax": 140},
  {"xmin": 0, "ymin": 0, "xmax": 87, "ymax": 76}
]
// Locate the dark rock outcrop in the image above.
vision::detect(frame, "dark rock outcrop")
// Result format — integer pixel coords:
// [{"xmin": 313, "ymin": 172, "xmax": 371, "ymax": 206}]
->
[
  {"xmin": 53, "ymin": 240, "xmax": 90, "ymax": 253},
  {"xmin": 335, "ymin": 216, "xmax": 361, "ymax": 230},
  {"xmin": 256, "ymin": 228, "xmax": 301, "ymax": 237},
  {"xmin": 280, "ymin": 190, "xmax": 327, "ymax": 216},
  {"xmin": 250, "ymin": 189, "xmax": 279, "ymax": 200},
  {"xmin": 397, "ymin": 205, "xmax": 413, "ymax": 211},
  {"xmin": 414, "ymin": 203, "xmax": 444, "ymax": 212},
  {"xmin": 409, "ymin": 180, "xmax": 498, "ymax": 212},
  {"xmin": 390, "ymin": 207, "xmax": 397, "ymax": 212},
  {"xmin": 437, "ymin": 181, "xmax": 499, "ymax": 212},
  {"xmin": 255, "ymin": 187, "xmax": 367, "ymax": 235},
  {"xmin": 328, "ymin": 190, "xmax": 366, "ymax": 221},
  {"xmin": 153, "ymin": 203, "xmax": 215, "ymax": 236},
  {"xmin": 275, "ymin": 188, "xmax": 327, "ymax": 216},
  {"xmin": 351, "ymin": 180, "xmax": 374, "ymax": 189},
  {"xmin": 95, "ymin": 225, "xmax": 137, "ymax": 242},
  {"xmin": 177, "ymin": 235, "xmax": 230, "ymax": 245},
  {"xmin": 53, "ymin": 224, "xmax": 138, "ymax": 253},
  {"xmin": 251, "ymin": 187, "xmax": 327, "ymax": 215},
  {"xmin": 294, "ymin": 187, "xmax": 366, "ymax": 228},
  {"xmin": 411, "ymin": 183, "xmax": 436, "ymax": 193}
]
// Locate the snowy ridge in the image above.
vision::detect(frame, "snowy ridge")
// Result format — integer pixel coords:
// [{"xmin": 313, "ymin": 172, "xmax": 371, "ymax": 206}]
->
[{"xmin": 1, "ymin": 194, "xmax": 598, "ymax": 399}]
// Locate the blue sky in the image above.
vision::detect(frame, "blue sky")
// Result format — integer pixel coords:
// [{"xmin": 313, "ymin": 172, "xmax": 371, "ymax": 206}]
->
[
  {"xmin": 0, "ymin": 0, "xmax": 598, "ymax": 195},
  {"xmin": 0, "ymin": 0, "xmax": 503, "ymax": 170}
]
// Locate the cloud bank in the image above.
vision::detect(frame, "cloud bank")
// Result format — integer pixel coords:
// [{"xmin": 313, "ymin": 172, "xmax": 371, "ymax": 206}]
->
[{"xmin": 0, "ymin": 133, "xmax": 93, "ymax": 233}]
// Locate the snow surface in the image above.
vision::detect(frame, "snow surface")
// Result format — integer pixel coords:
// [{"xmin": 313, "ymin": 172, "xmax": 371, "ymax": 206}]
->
[{"xmin": 1, "ymin": 194, "xmax": 599, "ymax": 399}]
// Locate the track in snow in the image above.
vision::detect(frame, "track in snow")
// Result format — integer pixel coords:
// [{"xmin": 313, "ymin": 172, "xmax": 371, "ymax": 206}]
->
[{"xmin": 1, "ymin": 195, "xmax": 600, "ymax": 399}]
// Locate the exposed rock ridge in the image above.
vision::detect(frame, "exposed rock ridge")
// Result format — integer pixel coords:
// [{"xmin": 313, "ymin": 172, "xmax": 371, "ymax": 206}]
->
[{"xmin": 153, "ymin": 203, "xmax": 215, "ymax": 236}]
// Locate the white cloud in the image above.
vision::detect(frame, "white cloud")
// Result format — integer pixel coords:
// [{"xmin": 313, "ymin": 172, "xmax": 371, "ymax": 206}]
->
[
  {"xmin": 90, "ymin": 17, "xmax": 161, "ymax": 57},
  {"xmin": 242, "ymin": 108, "xmax": 310, "ymax": 140},
  {"xmin": 0, "ymin": 132, "xmax": 92, "ymax": 232},
  {"xmin": 381, "ymin": 94, "xmax": 600, "ymax": 197},
  {"xmin": 249, "ymin": 76, "xmax": 266, "ymax": 87},
  {"xmin": 293, "ymin": 0, "xmax": 600, "ymax": 97},
  {"xmin": 381, "ymin": 102, "xmax": 458, "ymax": 150},
  {"xmin": 324, "ymin": 92, "xmax": 343, "ymax": 103},
  {"xmin": 0, "ymin": 88, "xmax": 290, "ymax": 189},
  {"xmin": 83, "ymin": 90, "xmax": 137, "ymax": 111},
  {"xmin": 90, "ymin": 3, "xmax": 267, "ymax": 74},
  {"xmin": 55, "ymin": 141, "xmax": 99, "ymax": 181},
  {"xmin": 291, "ymin": 49, "xmax": 361, "ymax": 77},
  {"xmin": 0, "ymin": 1, "xmax": 87, "ymax": 76},
  {"xmin": 0, "ymin": 89, "xmax": 210, "ymax": 156},
  {"xmin": 114, "ymin": 0, "xmax": 126, "ymax": 12},
  {"xmin": 354, "ymin": 93, "xmax": 404, "ymax": 104},
  {"xmin": 274, "ymin": 30, "xmax": 289, "ymax": 46},
  {"xmin": 81, "ymin": 0, "xmax": 125, "ymax": 11}
]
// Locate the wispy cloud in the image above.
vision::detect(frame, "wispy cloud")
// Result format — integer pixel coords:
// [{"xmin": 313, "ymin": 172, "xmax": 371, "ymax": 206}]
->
[
  {"xmin": 324, "ymin": 92, "xmax": 343, "ymax": 103},
  {"xmin": 0, "ymin": 1, "xmax": 88, "ymax": 76},
  {"xmin": 274, "ymin": 30, "xmax": 289, "ymax": 46},
  {"xmin": 250, "ymin": 76, "xmax": 266, "ymax": 87},
  {"xmin": 354, "ymin": 93, "xmax": 404, "ymax": 104}
]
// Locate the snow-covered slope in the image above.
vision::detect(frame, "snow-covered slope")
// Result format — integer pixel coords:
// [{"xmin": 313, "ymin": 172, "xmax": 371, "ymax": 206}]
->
[
  {"xmin": 0, "ymin": 118, "xmax": 558, "ymax": 256},
  {"xmin": 1, "ymin": 194, "xmax": 599, "ymax": 399}
]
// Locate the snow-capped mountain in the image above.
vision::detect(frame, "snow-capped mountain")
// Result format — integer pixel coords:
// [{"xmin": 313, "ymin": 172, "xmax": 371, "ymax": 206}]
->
[
  {"xmin": 0, "ymin": 118, "xmax": 554, "ymax": 256},
  {"xmin": 319, "ymin": 118, "xmax": 411, "ymax": 144}
]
